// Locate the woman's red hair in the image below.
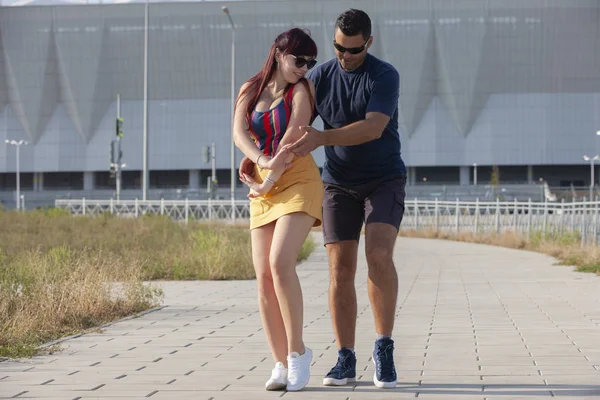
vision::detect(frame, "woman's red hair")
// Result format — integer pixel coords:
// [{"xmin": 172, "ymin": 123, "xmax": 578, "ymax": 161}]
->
[{"xmin": 235, "ymin": 28, "xmax": 318, "ymax": 132}]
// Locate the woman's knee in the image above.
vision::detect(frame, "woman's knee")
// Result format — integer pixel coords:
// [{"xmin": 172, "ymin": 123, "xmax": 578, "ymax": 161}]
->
[
  {"xmin": 256, "ymin": 269, "xmax": 276, "ymax": 298},
  {"xmin": 269, "ymin": 251, "xmax": 297, "ymax": 283}
]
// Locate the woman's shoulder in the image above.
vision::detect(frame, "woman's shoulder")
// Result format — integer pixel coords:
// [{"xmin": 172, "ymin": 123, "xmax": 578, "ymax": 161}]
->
[
  {"xmin": 238, "ymin": 81, "xmax": 258, "ymax": 101},
  {"xmin": 290, "ymin": 78, "xmax": 315, "ymax": 98}
]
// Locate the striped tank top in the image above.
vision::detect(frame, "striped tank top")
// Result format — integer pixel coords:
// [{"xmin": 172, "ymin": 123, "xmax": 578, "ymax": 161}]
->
[{"xmin": 249, "ymin": 84, "xmax": 295, "ymax": 157}]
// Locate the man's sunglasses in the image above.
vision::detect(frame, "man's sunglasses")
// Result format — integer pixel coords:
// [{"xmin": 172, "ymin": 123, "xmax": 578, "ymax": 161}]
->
[
  {"xmin": 290, "ymin": 55, "xmax": 317, "ymax": 70},
  {"xmin": 333, "ymin": 38, "xmax": 369, "ymax": 55}
]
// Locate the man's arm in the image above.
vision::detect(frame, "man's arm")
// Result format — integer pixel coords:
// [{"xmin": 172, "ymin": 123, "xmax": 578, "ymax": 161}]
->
[
  {"xmin": 317, "ymin": 112, "xmax": 390, "ymax": 146},
  {"xmin": 289, "ymin": 113, "xmax": 388, "ymax": 157}
]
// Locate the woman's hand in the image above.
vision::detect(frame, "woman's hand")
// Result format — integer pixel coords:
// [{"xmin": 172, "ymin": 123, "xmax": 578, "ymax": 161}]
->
[
  {"xmin": 240, "ymin": 173, "xmax": 270, "ymax": 198},
  {"xmin": 261, "ymin": 146, "xmax": 293, "ymax": 170},
  {"xmin": 238, "ymin": 156, "xmax": 255, "ymax": 179}
]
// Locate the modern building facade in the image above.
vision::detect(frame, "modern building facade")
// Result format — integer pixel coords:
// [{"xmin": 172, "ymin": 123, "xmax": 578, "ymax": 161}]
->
[{"xmin": 1, "ymin": 0, "xmax": 599, "ymax": 207}]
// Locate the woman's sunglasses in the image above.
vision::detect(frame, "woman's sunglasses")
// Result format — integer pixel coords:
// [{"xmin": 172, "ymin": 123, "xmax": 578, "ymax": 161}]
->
[
  {"xmin": 333, "ymin": 39, "xmax": 369, "ymax": 55},
  {"xmin": 290, "ymin": 55, "xmax": 317, "ymax": 70}
]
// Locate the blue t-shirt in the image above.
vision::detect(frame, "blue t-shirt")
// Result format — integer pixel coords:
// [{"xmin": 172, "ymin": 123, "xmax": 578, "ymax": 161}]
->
[{"xmin": 308, "ymin": 53, "xmax": 407, "ymax": 186}]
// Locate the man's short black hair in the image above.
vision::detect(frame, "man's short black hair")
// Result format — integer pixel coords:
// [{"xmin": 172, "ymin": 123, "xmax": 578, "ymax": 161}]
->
[{"xmin": 335, "ymin": 9, "xmax": 372, "ymax": 40}]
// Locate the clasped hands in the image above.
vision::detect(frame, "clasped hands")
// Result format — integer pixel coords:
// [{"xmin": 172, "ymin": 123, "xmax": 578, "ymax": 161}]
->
[{"xmin": 239, "ymin": 146, "xmax": 294, "ymax": 198}]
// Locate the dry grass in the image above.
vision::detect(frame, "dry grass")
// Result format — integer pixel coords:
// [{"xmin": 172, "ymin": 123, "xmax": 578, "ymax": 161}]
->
[
  {"xmin": 0, "ymin": 209, "xmax": 249, "ymax": 280},
  {"xmin": 0, "ymin": 247, "xmax": 161, "ymax": 358},
  {"xmin": 399, "ymin": 228, "xmax": 600, "ymax": 275},
  {"xmin": 0, "ymin": 209, "xmax": 316, "ymax": 358},
  {"xmin": 299, "ymin": 235, "xmax": 317, "ymax": 262}
]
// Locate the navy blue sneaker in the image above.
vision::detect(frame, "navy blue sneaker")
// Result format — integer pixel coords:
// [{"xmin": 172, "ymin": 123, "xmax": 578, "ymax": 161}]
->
[
  {"xmin": 323, "ymin": 347, "xmax": 356, "ymax": 386},
  {"xmin": 372, "ymin": 338, "xmax": 397, "ymax": 388}
]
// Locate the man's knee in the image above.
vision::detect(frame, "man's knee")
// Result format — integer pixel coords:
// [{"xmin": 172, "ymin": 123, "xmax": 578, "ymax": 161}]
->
[
  {"xmin": 330, "ymin": 263, "xmax": 356, "ymax": 287},
  {"xmin": 327, "ymin": 242, "xmax": 358, "ymax": 286},
  {"xmin": 365, "ymin": 222, "xmax": 398, "ymax": 270},
  {"xmin": 366, "ymin": 245, "xmax": 394, "ymax": 270}
]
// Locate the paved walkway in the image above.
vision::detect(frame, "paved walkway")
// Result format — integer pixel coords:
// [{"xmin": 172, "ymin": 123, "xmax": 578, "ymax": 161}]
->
[{"xmin": 2, "ymin": 234, "xmax": 600, "ymax": 399}]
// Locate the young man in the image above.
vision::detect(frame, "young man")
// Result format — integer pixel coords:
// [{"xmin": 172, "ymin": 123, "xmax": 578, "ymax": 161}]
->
[{"xmin": 287, "ymin": 9, "xmax": 407, "ymax": 389}]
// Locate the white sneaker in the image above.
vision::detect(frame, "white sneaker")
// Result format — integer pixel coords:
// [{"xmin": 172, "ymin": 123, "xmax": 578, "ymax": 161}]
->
[
  {"xmin": 265, "ymin": 362, "xmax": 287, "ymax": 391},
  {"xmin": 286, "ymin": 347, "xmax": 312, "ymax": 391}
]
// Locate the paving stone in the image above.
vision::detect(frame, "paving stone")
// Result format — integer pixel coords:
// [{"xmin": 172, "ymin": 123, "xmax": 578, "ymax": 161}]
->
[{"xmin": 1, "ymin": 234, "xmax": 599, "ymax": 399}]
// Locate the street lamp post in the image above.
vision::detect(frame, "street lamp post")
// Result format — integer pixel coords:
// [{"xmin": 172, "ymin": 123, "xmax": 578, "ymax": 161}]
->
[
  {"xmin": 5, "ymin": 139, "xmax": 28, "ymax": 210},
  {"xmin": 473, "ymin": 163, "xmax": 478, "ymax": 186},
  {"xmin": 583, "ymin": 154, "xmax": 600, "ymax": 201},
  {"xmin": 222, "ymin": 5, "xmax": 236, "ymax": 219},
  {"xmin": 142, "ymin": 0, "xmax": 149, "ymax": 201}
]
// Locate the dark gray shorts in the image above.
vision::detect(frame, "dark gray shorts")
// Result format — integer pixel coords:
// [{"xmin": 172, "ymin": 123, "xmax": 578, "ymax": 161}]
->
[{"xmin": 322, "ymin": 175, "xmax": 407, "ymax": 245}]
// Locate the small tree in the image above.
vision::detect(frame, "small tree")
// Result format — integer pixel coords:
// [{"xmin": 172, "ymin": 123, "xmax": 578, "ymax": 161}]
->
[
  {"xmin": 490, "ymin": 165, "xmax": 500, "ymax": 186},
  {"xmin": 490, "ymin": 165, "xmax": 504, "ymax": 200}
]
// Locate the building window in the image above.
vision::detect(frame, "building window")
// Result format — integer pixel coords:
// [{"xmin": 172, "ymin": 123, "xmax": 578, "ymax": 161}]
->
[
  {"xmin": 43, "ymin": 172, "xmax": 84, "ymax": 190},
  {"xmin": 416, "ymin": 167, "xmax": 460, "ymax": 184},
  {"xmin": 150, "ymin": 170, "xmax": 189, "ymax": 189},
  {"xmin": 0, "ymin": 173, "xmax": 34, "ymax": 190}
]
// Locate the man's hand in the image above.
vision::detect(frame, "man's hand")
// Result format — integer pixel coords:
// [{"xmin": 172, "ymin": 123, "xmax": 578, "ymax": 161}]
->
[
  {"xmin": 287, "ymin": 126, "xmax": 325, "ymax": 157},
  {"xmin": 239, "ymin": 156, "xmax": 255, "ymax": 179}
]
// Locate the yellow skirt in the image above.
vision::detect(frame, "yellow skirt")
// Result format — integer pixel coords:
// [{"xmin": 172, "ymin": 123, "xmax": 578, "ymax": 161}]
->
[{"xmin": 249, "ymin": 155, "xmax": 323, "ymax": 230}]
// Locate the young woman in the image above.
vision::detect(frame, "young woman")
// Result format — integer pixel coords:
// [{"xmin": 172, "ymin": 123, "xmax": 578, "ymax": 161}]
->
[{"xmin": 232, "ymin": 28, "xmax": 323, "ymax": 392}]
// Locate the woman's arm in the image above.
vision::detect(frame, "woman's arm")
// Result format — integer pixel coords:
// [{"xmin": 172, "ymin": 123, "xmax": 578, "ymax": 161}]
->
[
  {"xmin": 253, "ymin": 80, "xmax": 315, "ymax": 195},
  {"xmin": 237, "ymin": 79, "xmax": 316, "ymax": 181},
  {"xmin": 233, "ymin": 82, "xmax": 278, "ymax": 175},
  {"xmin": 233, "ymin": 82, "xmax": 287, "ymax": 171},
  {"xmin": 277, "ymin": 78, "xmax": 316, "ymax": 149}
]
